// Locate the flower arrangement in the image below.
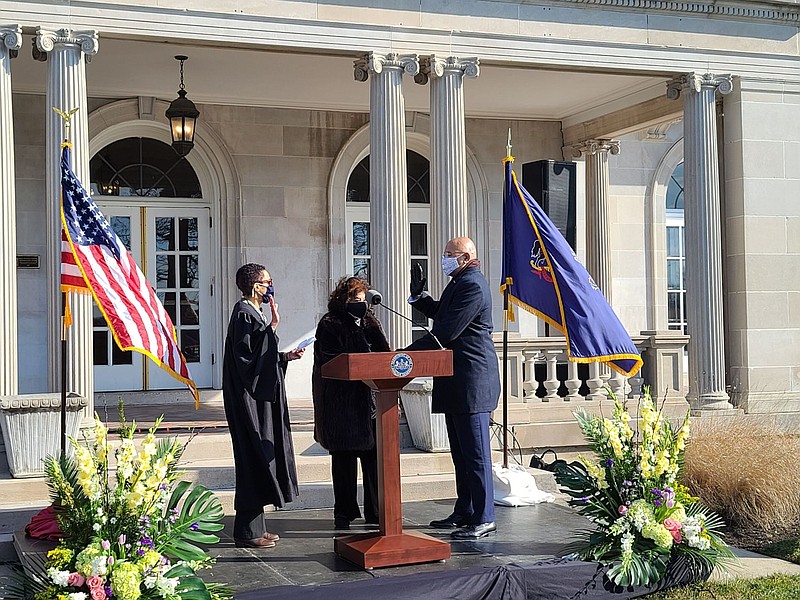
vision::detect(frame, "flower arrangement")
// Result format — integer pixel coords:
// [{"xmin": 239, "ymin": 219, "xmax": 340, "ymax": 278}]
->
[
  {"xmin": 554, "ymin": 389, "xmax": 734, "ymax": 588},
  {"xmin": 11, "ymin": 411, "xmax": 229, "ymax": 600}
]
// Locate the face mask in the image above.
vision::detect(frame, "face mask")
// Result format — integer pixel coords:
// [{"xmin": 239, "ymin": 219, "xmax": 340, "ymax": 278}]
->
[
  {"xmin": 254, "ymin": 284, "xmax": 274, "ymax": 303},
  {"xmin": 441, "ymin": 255, "xmax": 462, "ymax": 276},
  {"xmin": 346, "ymin": 301, "xmax": 368, "ymax": 319}
]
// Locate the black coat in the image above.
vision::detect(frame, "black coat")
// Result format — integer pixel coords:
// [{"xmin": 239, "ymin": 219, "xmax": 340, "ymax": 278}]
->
[
  {"xmin": 222, "ymin": 299, "xmax": 299, "ymax": 511},
  {"xmin": 312, "ymin": 310, "xmax": 390, "ymax": 452},
  {"xmin": 406, "ymin": 265, "xmax": 501, "ymax": 414}
]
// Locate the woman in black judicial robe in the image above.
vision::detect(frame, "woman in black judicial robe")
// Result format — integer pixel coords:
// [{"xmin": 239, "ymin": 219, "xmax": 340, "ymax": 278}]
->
[
  {"xmin": 311, "ymin": 276, "xmax": 390, "ymax": 530},
  {"xmin": 223, "ymin": 263, "xmax": 304, "ymax": 548}
]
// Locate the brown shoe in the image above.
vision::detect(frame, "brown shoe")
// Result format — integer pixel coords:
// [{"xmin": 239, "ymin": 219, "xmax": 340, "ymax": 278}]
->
[
  {"xmin": 262, "ymin": 532, "xmax": 280, "ymax": 542},
  {"xmin": 234, "ymin": 537, "xmax": 276, "ymax": 548}
]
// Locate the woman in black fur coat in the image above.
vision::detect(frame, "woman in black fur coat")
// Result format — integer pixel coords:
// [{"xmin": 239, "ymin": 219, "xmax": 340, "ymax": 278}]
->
[{"xmin": 312, "ymin": 276, "xmax": 390, "ymax": 529}]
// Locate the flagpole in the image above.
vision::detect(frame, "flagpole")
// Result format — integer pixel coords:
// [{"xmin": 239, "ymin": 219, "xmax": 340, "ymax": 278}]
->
[
  {"xmin": 60, "ymin": 290, "xmax": 68, "ymax": 459},
  {"xmin": 55, "ymin": 106, "xmax": 78, "ymax": 460},
  {"xmin": 501, "ymin": 129, "xmax": 512, "ymax": 470}
]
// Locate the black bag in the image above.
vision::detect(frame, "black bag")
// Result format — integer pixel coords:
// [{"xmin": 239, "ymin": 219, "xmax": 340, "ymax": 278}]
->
[{"xmin": 529, "ymin": 449, "xmax": 568, "ymax": 473}]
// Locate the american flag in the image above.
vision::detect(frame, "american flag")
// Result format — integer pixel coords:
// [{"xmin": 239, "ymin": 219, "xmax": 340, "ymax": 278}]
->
[{"xmin": 59, "ymin": 144, "xmax": 199, "ymax": 405}]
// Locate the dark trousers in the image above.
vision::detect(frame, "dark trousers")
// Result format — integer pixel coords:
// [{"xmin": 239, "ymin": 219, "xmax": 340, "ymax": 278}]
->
[
  {"xmin": 233, "ymin": 509, "xmax": 265, "ymax": 540},
  {"xmin": 330, "ymin": 447, "xmax": 379, "ymax": 523},
  {"xmin": 445, "ymin": 411, "xmax": 495, "ymax": 525}
]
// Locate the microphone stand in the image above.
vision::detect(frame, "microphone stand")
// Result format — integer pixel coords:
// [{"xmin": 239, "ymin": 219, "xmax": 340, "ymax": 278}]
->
[{"xmin": 375, "ymin": 301, "xmax": 445, "ymax": 350}]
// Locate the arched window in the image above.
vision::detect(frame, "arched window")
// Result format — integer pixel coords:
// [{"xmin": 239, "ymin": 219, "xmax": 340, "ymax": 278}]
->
[
  {"xmin": 665, "ymin": 162, "xmax": 686, "ymax": 334},
  {"xmin": 90, "ymin": 137, "xmax": 201, "ymax": 198},
  {"xmin": 346, "ymin": 150, "xmax": 431, "ymax": 340}
]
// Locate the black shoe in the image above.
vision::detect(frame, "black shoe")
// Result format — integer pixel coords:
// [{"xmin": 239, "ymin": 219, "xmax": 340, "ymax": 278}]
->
[
  {"xmin": 364, "ymin": 517, "xmax": 380, "ymax": 526},
  {"xmin": 451, "ymin": 522, "xmax": 496, "ymax": 539},
  {"xmin": 334, "ymin": 516, "xmax": 351, "ymax": 530},
  {"xmin": 429, "ymin": 513, "xmax": 472, "ymax": 529}
]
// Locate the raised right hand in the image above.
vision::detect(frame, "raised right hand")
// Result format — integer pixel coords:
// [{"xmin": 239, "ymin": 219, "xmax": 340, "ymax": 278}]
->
[
  {"xmin": 410, "ymin": 263, "xmax": 426, "ymax": 298},
  {"xmin": 268, "ymin": 295, "xmax": 280, "ymax": 330}
]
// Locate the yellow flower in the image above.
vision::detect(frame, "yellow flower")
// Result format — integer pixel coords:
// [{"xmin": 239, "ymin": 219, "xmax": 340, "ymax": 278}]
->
[{"xmin": 579, "ymin": 455, "xmax": 609, "ymax": 490}]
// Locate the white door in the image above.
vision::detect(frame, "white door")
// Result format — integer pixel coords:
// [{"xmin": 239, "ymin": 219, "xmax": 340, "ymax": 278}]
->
[
  {"xmin": 93, "ymin": 205, "xmax": 213, "ymax": 391},
  {"xmin": 92, "ymin": 207, "xmax": 144, "ymax": 392},
  {"xmin": 146, "ymin": 208, "xmax": 212, "ymax": 389}
]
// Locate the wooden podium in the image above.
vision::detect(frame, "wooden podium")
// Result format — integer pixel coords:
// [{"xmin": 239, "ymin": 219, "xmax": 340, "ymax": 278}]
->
[{"xmin": 321, "ymin": 350, "xmax": 453, "ymax": 569}]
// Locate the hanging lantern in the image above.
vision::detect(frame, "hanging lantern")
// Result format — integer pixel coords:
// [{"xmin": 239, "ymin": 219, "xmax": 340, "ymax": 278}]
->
[{"xmin": 165, "ymin": 55, "xmax": 200, "ymax": 156}]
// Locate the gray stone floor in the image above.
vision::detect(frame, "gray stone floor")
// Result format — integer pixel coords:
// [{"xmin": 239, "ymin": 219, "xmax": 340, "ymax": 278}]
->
[{"xmin": 201, "ymin": 499, "xmax": 587, "ymax": 595}]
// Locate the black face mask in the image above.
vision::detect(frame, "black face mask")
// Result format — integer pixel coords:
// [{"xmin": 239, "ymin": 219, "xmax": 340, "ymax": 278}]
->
[{"xmin": 346, "ymin": 301, "xmax": 368, "ymax": 319}]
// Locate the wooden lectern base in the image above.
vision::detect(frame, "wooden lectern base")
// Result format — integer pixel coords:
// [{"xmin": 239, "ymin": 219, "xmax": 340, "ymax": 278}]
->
[{"xmin": 334, "ymin": 530, "xmax": 451, "ymax": 570}]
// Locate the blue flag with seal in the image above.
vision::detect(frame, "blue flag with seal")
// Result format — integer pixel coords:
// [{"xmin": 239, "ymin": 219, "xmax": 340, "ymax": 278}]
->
[{"xmin": 500, "ymin": 156, "xmax": 642, "ymax": 377}]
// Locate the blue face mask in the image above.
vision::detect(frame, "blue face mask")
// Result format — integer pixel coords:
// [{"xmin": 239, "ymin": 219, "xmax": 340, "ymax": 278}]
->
[
  {"xmin": 255, "ymin": 284, "xmax": 274, "ymax": 302},
  {"xmin": 441, "ymin": 255, "xmax": 462, "ymax": 276}
]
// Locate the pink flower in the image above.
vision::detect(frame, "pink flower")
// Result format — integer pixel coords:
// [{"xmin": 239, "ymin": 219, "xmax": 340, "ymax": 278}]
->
[
  {"xmin": 67, "ymin": 573, "xmax": 85, "ymax": 588},
  {"xmin": 87, "ymin": 575, "xmax": 103, "ymax": 589},
  {"xmin": 107, "ymin": 555, "xmax": 115, "ymax": 566},
  {"xmin": 618, "ymin": 505, "xmax": 628, "ymax": 515},
  {"xmin": 90, "ymin": 586, "xmax": 106, "ymax": 600},
  {"xmin": 101, "ymin": 540, "xmax": 111, "ymax": 551},
  {"xmin": 663, "ymin": 518, "xmax": 683, "ymax": 543},
  {"xmin": 118, "ymin": 534, "xmax": 126, "ymax": 545}
]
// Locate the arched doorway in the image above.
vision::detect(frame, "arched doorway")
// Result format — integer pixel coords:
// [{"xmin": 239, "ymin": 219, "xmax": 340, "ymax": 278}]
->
[{"xmin": 89, "ymin": 136, "xmax": 213, "ymax": 391}]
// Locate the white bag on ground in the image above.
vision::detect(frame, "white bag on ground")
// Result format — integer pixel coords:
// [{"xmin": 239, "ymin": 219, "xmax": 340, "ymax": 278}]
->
[{"xmin": 492, "ymin": 462, "xmax": 555, "ymax": 507}]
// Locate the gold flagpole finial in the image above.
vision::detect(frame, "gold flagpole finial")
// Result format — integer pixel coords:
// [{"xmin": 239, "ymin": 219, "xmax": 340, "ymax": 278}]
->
[
  {"xmin": 53, "ymin": 107, "xmax": 79, "ymax": 146},
  {"xmin": 506, "ymin": 128, "xmax": 512, "ymax": 158}
]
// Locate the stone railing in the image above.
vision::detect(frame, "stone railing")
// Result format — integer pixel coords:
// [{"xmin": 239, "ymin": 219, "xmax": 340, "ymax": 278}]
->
[{"xmin": 491, "ymin": 330, "xmax": 689, "ymax": 406}]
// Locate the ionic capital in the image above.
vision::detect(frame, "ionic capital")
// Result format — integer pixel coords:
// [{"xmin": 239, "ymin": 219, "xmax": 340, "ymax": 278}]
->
[
  {"xmin": 0, "ymin": 26, "xmax": 22, "ymax": 59},
  {"xmin": 417, "ymin": 55, "xmax": 480, "ymax": 85},
  {"xmin": 34, "ymin": 27, "xmax": 99, "ymax": 60},
  {"xmin": 354, "ymin": 52, "xmax": 419, "ymax": 82},
  {"xmin": 667, "ymin": 73, "xmax": 733, "ymax": 100},
  {"xmin": 571, "ymin": 139, "xmax": 621, "ymax": 159}
]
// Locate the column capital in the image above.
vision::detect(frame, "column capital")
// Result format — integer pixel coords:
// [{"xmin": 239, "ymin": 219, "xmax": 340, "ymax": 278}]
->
[
  {"xmin": 354, "ymin": 52, "xmax": 419, "ymax": 82},
  {"xmin": 666, "ymin": 73, "xmax": 733, "ymax": 100},
  {"xmin": 35, "ymin": 27, "xmax": 99, "ymax": 57},
  {"xmin": 0, "ymin": 26, "xmax": 22, "ymax": 58},
  {"xmin": 571, "ymin": 139, "xmax": 620, "ymax": 159},
  {"xmin": 417, "ymin": 55, "xmax": 480, "ymax": 85}
]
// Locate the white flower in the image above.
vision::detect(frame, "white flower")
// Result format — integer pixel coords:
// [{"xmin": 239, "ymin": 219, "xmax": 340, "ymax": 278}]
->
[
  {"xmin": 621, "ymin": 532, "xmax": 635, "ymax": 558},
  {"xmin": 90, "ymin": 555, "xmax": 109, "ymax": 576},
  {"xmin": 92, "ymin": 522, "xmax": 101, "ymax": 532},
  {"xmin": 47, "ymin": 567, "xmax": 71, "ymax": 586},
  {"xmin": 68, "ymin": 593, "xmax": 88, "ymax": 600}
]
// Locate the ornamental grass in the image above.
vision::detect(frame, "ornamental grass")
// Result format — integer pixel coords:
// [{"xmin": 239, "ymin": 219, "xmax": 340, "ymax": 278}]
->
[{"xmin": 682, "ymin": 416, "xmax": 800, "ymax": 537}]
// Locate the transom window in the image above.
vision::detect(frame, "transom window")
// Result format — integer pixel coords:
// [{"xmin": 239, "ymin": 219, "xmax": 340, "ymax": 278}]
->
[{"xmin": 90, "ymin": 137, "xmax": 201, "ymax": 198}]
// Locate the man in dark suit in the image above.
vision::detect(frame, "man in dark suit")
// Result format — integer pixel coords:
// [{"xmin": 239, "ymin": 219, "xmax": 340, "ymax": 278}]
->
[{"xmin": 406, "ymin": 236, "xmax": 501, "ymax": 539}]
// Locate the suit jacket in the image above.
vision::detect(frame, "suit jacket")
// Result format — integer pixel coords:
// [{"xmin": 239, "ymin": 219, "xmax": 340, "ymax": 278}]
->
[{"xmin": 406, "ymin": 265, "xmax": 500, "ymax": 414}]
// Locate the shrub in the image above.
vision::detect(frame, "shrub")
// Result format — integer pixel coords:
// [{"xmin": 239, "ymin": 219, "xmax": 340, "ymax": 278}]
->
[{"xmin": 682, "ymin": 416, "xmax": 800, "ymax": 535}]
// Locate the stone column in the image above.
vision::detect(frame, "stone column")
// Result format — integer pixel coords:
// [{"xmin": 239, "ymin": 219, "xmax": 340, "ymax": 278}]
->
[
  {"xmin": 36, "ymin": 28, "xmax": 98, "ymax": 421},
  {"xmin": 354, "ymin": 52, "xmax": 419, "ymax": 348},
  {"xmin": 572, "ymin": 139, "xmax": 620, "ymax": 301},
  {"xmin": 420, "ymin": 55, "xmax": 479, "ymax": 296},
  {"xmin": 667, "ymin": 73, "xmax": 734, "ymax": 411},
  {"xmin": 0, "ymin": 26, "xmax": 22, "ymax": 396}
]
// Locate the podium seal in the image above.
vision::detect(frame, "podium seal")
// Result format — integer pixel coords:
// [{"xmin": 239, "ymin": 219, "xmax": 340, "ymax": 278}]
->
[{"xmin": 390, "ymin": 353, "xmax": 413, "ymax": 377}]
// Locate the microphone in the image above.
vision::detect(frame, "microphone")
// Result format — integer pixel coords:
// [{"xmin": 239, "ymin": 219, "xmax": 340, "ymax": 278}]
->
[{"xmin": 366, "ymin": 289, "xmax": 445, "ymax": 350}]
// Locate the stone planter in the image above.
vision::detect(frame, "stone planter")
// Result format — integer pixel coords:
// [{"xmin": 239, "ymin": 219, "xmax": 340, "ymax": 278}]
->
[
  {"xmin": 0, "ymin": 393, "xmax": 87, "ymax": 478},
  {"xmin": 400, "ymin": 378, "xmax": 449, "ymax": 452}
]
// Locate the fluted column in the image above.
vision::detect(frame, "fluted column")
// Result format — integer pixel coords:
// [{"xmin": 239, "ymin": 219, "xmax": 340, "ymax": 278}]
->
[
  {"xmin": 667, "ymin": 73, "xmax": 733, "ymax": 411},
  {"xmin": 420, "ymin": 55, "xmax": 479, "ymax": 296},
  {"xmin": 0, "ymin": 26, "xmax": 22, "ymax": 396},
  {"xmin": 354, "ymin": 52, "xmax": 419, "ymax": 348},
  {"xmin": 572, "ymin": 139, "xmax": 620, "ymax": 301},
  {"xmin": 36, "ymin": 28, "xmax": 98, "ymax": 421}
]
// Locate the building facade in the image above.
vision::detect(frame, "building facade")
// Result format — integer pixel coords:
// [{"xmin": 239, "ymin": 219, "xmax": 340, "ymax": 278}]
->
[{"xmin": 2, "ymin": 0, "xmax": 800, "ymax": 435}]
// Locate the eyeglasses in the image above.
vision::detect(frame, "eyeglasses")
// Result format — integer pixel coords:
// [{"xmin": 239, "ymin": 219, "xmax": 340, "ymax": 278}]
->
[
  {"xmin": 257, "ymin": 279, "xmax": 272, "ymax": 285},
  {"xmin": 442, "ymin": 252, "xmax": 464, "ymax": 258}
]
